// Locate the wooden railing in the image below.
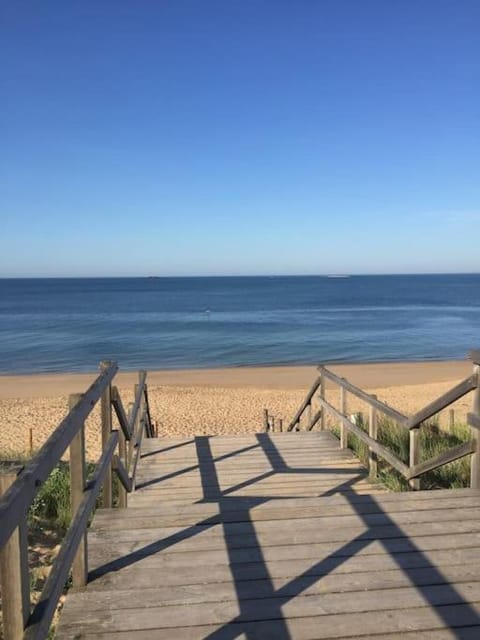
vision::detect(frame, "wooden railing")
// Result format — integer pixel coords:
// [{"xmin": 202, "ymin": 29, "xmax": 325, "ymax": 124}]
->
[
  {"xmin": 262, "ymin": 409, "xmax": 284, "ymax": 432},
  {"xmin": 287, "ymin": 352, "xmax": 480, "ymax": 491},
  {"xmin": 0, "ymin": 361, "xmax": 156, "ymax": 640}
]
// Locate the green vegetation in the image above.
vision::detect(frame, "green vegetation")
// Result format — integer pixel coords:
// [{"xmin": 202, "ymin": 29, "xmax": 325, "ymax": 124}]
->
[
  {"xmin": 29, "ymin": 463, "xmax": 73, "ymax": 530},
  {"xmin": 332, "ymin": 415, "xmax": 471, "ymax": 491},
  {"xmin": 0, "ymin": 453, "xmax": 117, "ymax": 532}
]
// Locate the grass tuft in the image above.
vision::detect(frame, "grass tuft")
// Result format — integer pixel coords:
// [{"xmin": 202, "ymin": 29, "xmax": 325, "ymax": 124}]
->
[{"xmin": 331, "ymin": 415, "xmax": 471, "ymax": 491}]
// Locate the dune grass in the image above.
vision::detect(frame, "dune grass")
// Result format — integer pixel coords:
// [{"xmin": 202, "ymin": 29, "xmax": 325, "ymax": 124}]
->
[
  {"xmin": 0, "ymin": 452, "xmax": 116, "ymax": 532},
  {"xmin": 332, "ymin": 415, "xmax": 471, "ymax": 491}
]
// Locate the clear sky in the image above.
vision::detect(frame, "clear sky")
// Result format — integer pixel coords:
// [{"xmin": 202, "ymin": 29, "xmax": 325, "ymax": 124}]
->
[{"xmin": 1, "ymin": 1, "xmax": 480, "ymax": 277}]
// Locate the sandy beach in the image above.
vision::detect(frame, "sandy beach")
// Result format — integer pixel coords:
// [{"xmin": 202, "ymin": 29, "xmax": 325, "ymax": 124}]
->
[{"xmin": 0, "ymin": 360, "xmax": 474, "ymax": 460}]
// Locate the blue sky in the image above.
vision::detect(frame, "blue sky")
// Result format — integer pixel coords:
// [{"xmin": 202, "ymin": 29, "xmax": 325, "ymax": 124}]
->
[{"xmin": 1, "ymin": 1, "xmax": 479, "ymax": 277}]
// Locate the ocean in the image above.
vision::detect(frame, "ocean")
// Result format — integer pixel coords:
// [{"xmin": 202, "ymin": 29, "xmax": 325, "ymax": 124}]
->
[{"xmin": 0, "ymin": 274, "xmax": 479, "ymax": 374}]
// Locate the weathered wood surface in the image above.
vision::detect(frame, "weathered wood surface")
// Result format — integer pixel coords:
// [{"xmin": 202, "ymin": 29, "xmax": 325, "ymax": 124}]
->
[{"xmin": 56, "ymin": 431, "xmax": 480, "ymax": 639}]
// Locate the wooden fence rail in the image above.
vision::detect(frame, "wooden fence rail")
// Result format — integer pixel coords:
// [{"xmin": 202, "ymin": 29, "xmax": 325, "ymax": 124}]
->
[
  {"xmin": 0, "ymin": 361, "xmax": 156, "ymax": 640},
  {"xmin": 285, "ymin": 351, "xmax": 480, "ymax": 491}
]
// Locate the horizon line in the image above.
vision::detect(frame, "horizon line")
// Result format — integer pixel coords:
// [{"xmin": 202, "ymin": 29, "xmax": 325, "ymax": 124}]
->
[{"xmin": 1, "ymin": 271, "xmax": 480, "ymax": 280}]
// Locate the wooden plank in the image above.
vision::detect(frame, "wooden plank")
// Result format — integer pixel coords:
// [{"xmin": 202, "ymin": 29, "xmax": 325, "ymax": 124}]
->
[
  {"xmin": 100, "ymin": 361, "xmax": 114, "ymax": 508},
  {"xmin": 134, "ymin": 467, "xmax": 363, "ymax": 480},
  {"xmin": 263, "ymin": 408, "xmax": 269, "ymax": 431},
  {"xmin": 407, "ymin": 375, "xmax": 477, "ymax": 428},
  {"xmin": 307, "ymin": 409, "xmax": 322, "ymax": 431},
  {"xmin": 90, "ymin": 494, "xmax": 480, "ymax": 534},
  {"xmin": 134, "ymin": 472, "xmax": 364, "ymax": 487},
  {"xmin": 409, "ymin": 427, "xmax": 421, "ymax": 490},
  {"xmin": 139, "ymin": 451, "xmax": 358, "ymax": 467},
  {"xmin": 86, "ymin": 546, "xmax": 480, "ymax": 590},
  {"xmin": 0, "ymin": 361, "xmax": 117, "ymax": 550},
  {"xmin": 113, "ymin": 455, "xmax": 133, "ymax": 492},
  {"xmin": 95, "ymin": 485, "xmax": 480, "ymax": 509},
  {"xmin": 320, "ymin": 366, "xmax": 409, "ymax": 426},
  {"xmin": 319, "ymin": 374, "xmax": 325, "ymax": 430},
  {"xmin": 92, "ymin": 489, "xmax": 480, "ymax": 518},
  {"xmin": 91, "ymin": 505, "xmax": 480, "ymax": 536},
  {"xmin": 131, "ymin": 481, "xmax": 375, "ymax": 497},
  {"xmin": 128, "ymin": 371, "xmax": 147, "ymax": 436},
  {"xmin": 130, "ymin": 417, "xmax": 146, "ymax": 485},
  {"xmin": 471, "ymin": 364, "xmax": 480, "ymax": 489},
  {"xmin": 89, "ymin": 507, "xmax": 480, "ymax": 537},
  {"xmin": 318, "ymin": 397, "xmax": 410, "ymax": 477},
  {"xmin": 54, "ymin": 585, "xmax": 480, "ymax": 632},
  {"xmin": 136, "ymin": 458, "xmax": 361, "ymax": 473},
  {"xmin": 25, "ymin": 431, "xmax": 119, "ymax": 640},
  {"xmin": 56, "ymin": 621, "xmax": 480, "ymax": 640},
  {"xmin": 469, "ymin": 411, "xmax": 480, "ymax": 429},
  {"xmin": 117, "ymin": 432, "xmax": 128, "ymax": 508},
  {"xmin": 408, "ymin": 440, "xmax": 475, "ymax": 479},
  {"xmin": 68, "ymin": 393, "xmax": 88, "ymax": 587},
  {"xmin": 368, "ymin": 396, "xmax": 377, "ymax": 478},
  {"xmin": 340, "ymin": 386, "xmax": 347, "ymax": 448},
  {"xmin": 143, "ymin": 384, "xmax": 154, "ymax": 437},
  {"xmin": 0, "ymin": 470, "xmax": 30, "ymax": 640},
  {"xmin": 111, "ymin": 386, "xmax": 131, "ymax": 440},
  {"xmin": 56, "ymin": 603, "xmax": 480, "ymax": 640},
  {"xmin": 87, "ymin": 520, "xmax": 480, "ymax": 562},
  {"xmin": 62, "ymin": 566, "xmax": 480, "ymax": 611},
  {"xmin": 287, "ymin": 376, "xmax": 321, "ymax": 431}
]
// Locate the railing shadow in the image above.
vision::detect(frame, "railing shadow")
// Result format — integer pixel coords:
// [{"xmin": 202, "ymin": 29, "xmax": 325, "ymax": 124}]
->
[
  {"xmin": 90, "ymin": 432, "xmax": 478, "ymax": 639},
  {"xmin": 196, "ymin": 433, "xmax": 479, "ymax": 639}
]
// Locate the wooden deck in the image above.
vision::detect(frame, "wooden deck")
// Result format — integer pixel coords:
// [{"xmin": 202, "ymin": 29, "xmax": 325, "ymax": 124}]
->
[{"xmin": 56, "ymin": 431, "xmax": 480, "ymax": 639}]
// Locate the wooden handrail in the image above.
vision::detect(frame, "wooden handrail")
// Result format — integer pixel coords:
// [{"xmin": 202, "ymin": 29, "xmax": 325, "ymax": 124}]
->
[
  {"xmin": 287, "ymin": 376, "xmax": 321, "ymax": 431},
  {"xmin": 319, "ymin": 366, "xmax": 409, "ymax": 427},
  {"xmin": 407, "ymin": 441, "xmax": 476, "ymax": 480},
  {"xmin": 25, "ymin": 432, "xmax": 119, "ymax": 640},
  {"xmin": 111, "ymin": 386, "xmax": 131, "ymax": 440},
  {"xmin": 129, "ymin": 371, "xmax": 147, "ymax": 437},
  {"xmin": 406, "ymin": 375, "xmax": 477, "ymax": 428},
  {"xmin": 318, "ymin": 397, "xmax": 410, "ymax": 477},
  {"xmin": 113, "ymin": 455, "xmax": 133, "ymax": 492},
  {"xmin": 468, "ymin": 411, "xmax": 480, "ymax": 430},
  {"xmin": 0, "ymin": 361, "xmax": 156, "ymax": 640},
  {"xmin": 0, "ymin": 362, "xmax": 117, "ymax": 549},
  {"xmin": 288, "ymin": 353, "xmax": 480, "ymax": 491}
]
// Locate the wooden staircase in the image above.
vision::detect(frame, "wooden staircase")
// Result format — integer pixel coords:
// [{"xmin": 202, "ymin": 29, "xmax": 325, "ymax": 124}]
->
[{"xmin": 56, "ymin": 431, "xmax": 480, "ymax": 639}]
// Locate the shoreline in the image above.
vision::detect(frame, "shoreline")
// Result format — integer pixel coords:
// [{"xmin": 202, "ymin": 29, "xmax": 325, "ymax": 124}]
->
[{"xmin": 0, "ymin": 359, "xmax": 471, "ymax": 399}]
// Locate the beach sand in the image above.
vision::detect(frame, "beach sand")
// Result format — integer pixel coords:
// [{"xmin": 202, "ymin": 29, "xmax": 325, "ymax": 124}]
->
[{"xmin": 0, "ymin": 360, "xmax": 474, "ymax": 460}]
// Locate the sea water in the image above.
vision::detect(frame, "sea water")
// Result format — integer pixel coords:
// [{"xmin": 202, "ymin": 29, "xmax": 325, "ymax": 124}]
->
[{"xmin": 0, "ymin": 274, "xmax": 479, "ymax": 373}]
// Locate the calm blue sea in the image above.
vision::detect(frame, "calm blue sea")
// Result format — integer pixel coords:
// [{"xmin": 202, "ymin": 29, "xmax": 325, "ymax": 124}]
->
[{"xmin": 0, "ymin": 275, "xmax": 479, "ymax": 374}]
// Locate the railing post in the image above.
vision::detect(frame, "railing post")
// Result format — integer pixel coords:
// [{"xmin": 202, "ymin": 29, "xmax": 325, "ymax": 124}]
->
[
  {"xmin": 340, "ymin": 384, "xmax": 347, "ymax": 449},
  {"xmin": 111, "ymin": 386, "xmax": 128, "ymax": 507},
  {"xmin": 278, "ymin": 418, "xmax": 283, "ymax": 432},
  {"xmin": 448, "ymin": 408, "xmax": 455, "ymax": 431},
  {"xmin": 306, "ymin": 403, "xmax": 312, "ymax": 431},
  {"xmin": 368, "ymin": 396, "xmax": 378, "ymax": 478},
  {"xmin": 68, "ymin": 393, "xmax": 88, "ymax": 586},
  {"xmin": 409, "ymin": 427, "xmax": 421, "ymax": 490},
  {"xmin": 470, "ymin": 363, "xmax": 480, "ymax": 489},
  {"xmin": 100, "ymin": 361, "xmax": 113, "ymax": 508},
  {"xmin": 319, "ymin": 373, "xmax": 325, "ymax": 431},
  {"xmin": 263, "ymin": 409, "xmax": 269, "ymax": 432},
  {"xmin": 118, "ymin": 435, "xmax": 128, "ymax": 509},
  {"xmin": 127, "ymin": 401, "xmax": 135, "ymax": 470},
  {"xmin": 0, "ymin": 469, "xmax": 30, "ymax": 640}
]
